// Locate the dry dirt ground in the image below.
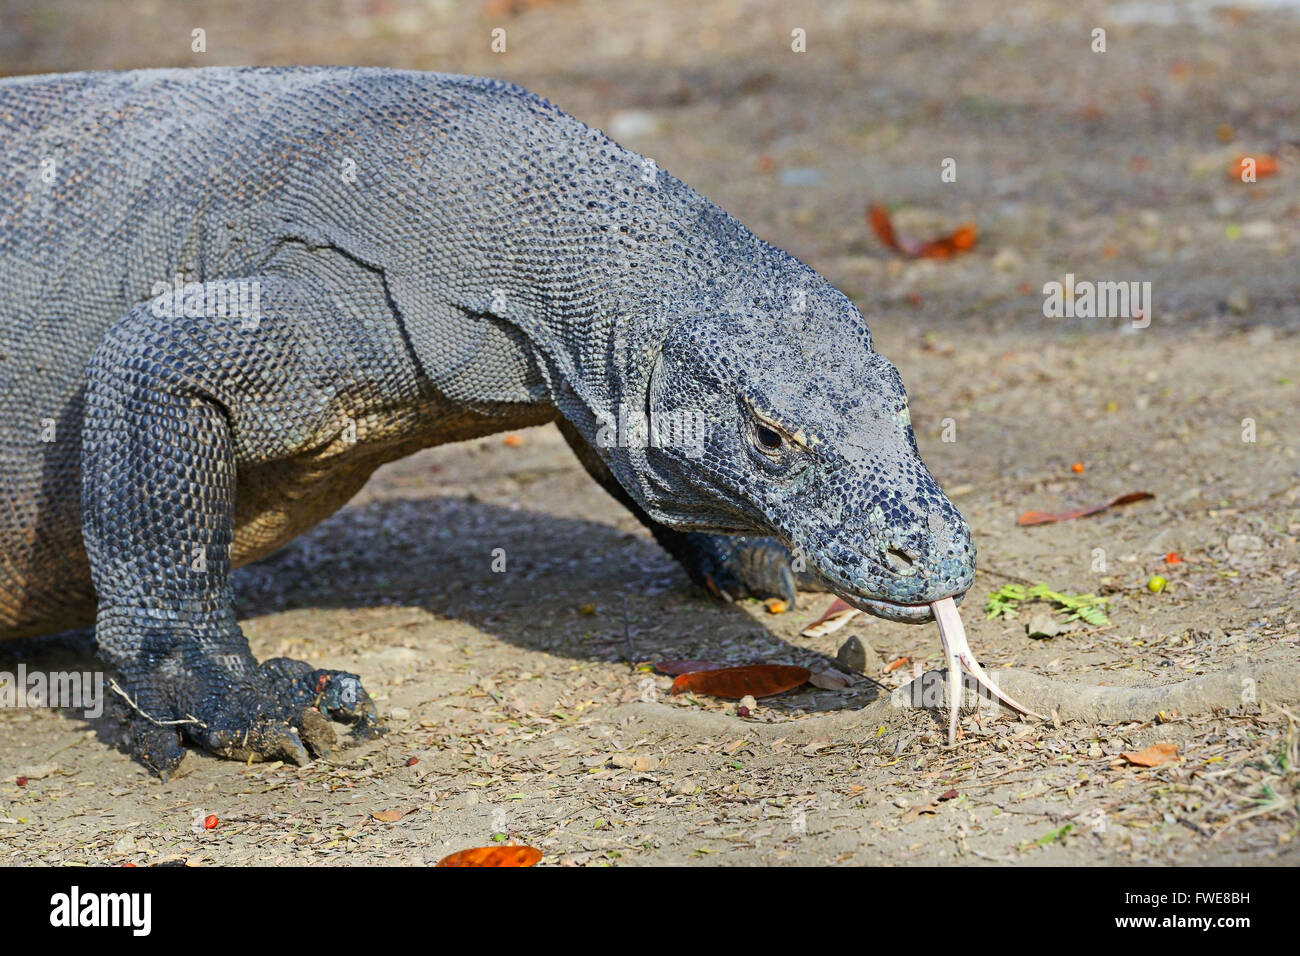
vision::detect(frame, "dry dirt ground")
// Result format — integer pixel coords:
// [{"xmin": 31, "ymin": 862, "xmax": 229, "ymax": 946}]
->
[{"xmin": 1, "ymin": 0, "xmax": 1298, "ymax": 866}]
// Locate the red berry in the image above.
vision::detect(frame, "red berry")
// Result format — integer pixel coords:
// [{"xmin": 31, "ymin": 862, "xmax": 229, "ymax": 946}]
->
[
  {"xmin": 406, "ymin": 756, "xmax": 418, "ymax": 767},
  {"xmin": 203, "ymin": 814, "xmax": 219, "ymax": 830},
  {"xmin": 15, "ymin": 776, "xmax": 26, "ymax": 787},
  {"xmin": 737, "ymin": 705, "xmax": 751, "ymax": 718},
  {"xmin": 1164, "ymin": 552, "xmax": 1183, "ymax": 564}
]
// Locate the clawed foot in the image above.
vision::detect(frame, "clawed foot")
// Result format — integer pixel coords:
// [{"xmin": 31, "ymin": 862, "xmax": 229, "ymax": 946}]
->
[
  {"xmin": 114, "ymin": 656, "xmax": 383, "ymax": 779},
  {"xmin": 681, "ymin": 534, "xmax": 825, "ymax": 607}
]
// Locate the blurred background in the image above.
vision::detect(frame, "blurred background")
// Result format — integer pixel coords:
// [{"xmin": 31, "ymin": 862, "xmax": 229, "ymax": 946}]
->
[{"xmin": 1, "ymin": 0, "xmax": 1297, "ymax": 332}]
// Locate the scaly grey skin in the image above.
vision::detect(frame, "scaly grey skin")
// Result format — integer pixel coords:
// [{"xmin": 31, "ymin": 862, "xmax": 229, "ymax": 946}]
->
[{"xmin": 0, "ymin": 67, "xmax": 974, "ymax": 776}]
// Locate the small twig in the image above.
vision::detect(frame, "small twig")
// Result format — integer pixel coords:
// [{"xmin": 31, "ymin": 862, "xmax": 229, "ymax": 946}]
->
[
  {"xmin": 976, "ymin": 566, "xmax": 1036, "ymax": 586},
  {"xmin": 622, "ymin": 593, "xmax": 635, "ymax": 671},
  {"xmin": 108, "ymin": 679, "xmax": 207, "ymax": 729}
]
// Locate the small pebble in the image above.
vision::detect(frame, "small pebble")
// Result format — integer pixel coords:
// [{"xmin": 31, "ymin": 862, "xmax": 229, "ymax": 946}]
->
[{"xmin": 836, "ymin": 634, "xmax": 875, "ymax": 673}]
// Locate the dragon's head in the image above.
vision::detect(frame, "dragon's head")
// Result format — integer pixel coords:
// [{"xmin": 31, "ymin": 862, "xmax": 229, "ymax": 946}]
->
[{"xmin": 621, "ymin": 275, "xmax": 974, "ymax": 623}]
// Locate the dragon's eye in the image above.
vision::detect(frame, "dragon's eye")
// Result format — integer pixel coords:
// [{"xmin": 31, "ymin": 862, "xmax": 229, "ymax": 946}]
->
[{"xmin": 755, "ymin": 426, "xmax": 783, "ymax": 450}]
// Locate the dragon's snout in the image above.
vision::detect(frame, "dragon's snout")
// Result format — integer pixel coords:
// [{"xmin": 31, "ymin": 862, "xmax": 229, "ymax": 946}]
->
[{"xmin": 803, "ymin": 495, "xmax": 975, "ymax": 625}]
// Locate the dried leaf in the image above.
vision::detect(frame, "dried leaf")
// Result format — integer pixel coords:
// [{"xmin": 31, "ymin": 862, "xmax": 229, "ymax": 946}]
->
[
  {"xmin": 1017, "ymin": 491, "xmax": 1154, "ymax": 526},
  {"xmin": 372, "ymin": 809, "xmax": 405, "ymax": 823},
  {"xmin": 1228, "ymin": 154, "xmax": 1279, "ymax": 180},
  {"xmin": 610, "ymin": 754, "xmax": 659, "ymax": 771},
  {"xmin": 1120, "ymin": 742, "xmax": 1179, "ymax": 767},
  {"xmin": 869, "ymin": 205, "xmax": 977, "ymax": 260},
  {"xmin": 901, "ymin": 800, "xmax": 940, "ymax": 822},
  {"xmin": 436, "ymin": 845, "xmax": 543, "ymax": 867},
  {"xmin": 800, "ymin": 597, "xmax": 861, "ymax": 637},
  {"xmin": 884, "ymin": 657, "xmax": 910, "ymax": 673},
  {"xmin": 808, "ymin": 669, "xmax": 852, "ymax": 691},
  {"xmin": 670, "ymin": 664, "xmax": 811, "ymax": 699}
]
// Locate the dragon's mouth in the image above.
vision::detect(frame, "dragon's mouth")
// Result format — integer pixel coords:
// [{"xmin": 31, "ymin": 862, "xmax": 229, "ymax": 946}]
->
[{"xmin": 836, "ymin": 590, "xmax": 967, "ymax": 624}]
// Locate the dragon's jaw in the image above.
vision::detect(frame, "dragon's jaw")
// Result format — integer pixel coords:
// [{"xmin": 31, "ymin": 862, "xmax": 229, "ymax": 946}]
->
[{"xmin": 833, "ymin": 587, "xmax": 968, "ymax": 624}]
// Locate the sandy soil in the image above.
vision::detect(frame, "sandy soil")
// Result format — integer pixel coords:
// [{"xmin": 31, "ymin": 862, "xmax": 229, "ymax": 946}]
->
[{"xmin": 1, "ymin": 0, "xmax": 1297, "ymax": 865}]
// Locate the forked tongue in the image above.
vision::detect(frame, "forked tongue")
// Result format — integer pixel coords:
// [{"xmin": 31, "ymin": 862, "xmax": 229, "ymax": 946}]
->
[{"xmin": 931, "ymin": 596, "xmax": 1045, "ymax": 744}]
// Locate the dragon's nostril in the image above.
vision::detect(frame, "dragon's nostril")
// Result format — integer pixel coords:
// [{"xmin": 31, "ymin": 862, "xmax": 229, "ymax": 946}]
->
[{"xmin": 885, "ymin": 546, "xmax": 917, "ymax": 574}]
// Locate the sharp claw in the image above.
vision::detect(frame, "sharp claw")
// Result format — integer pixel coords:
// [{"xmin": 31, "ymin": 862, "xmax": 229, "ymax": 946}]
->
[
  {"xmin": 296, "ymin": 706, "xmax": 337, "ymax": 757},
  {"xmin": 778, "ymin": 565, "xmax": 797, "ymax": 608},
  {"xmin": 932, "ymin": 597, "xmax": 1047, "ymax": 734},
  {"xmin": 281, "ymin": 729, "xmax": 312, "ymax": 767}
]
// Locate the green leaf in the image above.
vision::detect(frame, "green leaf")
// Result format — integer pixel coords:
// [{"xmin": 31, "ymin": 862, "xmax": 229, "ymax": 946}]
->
[
  {"xmin": 985, "ymin": 582, "xmax": 1110, "ymax": 626},
  {"xmin": 1036, "ymin": 823, "xmax": 1073, "ymax": 846}
]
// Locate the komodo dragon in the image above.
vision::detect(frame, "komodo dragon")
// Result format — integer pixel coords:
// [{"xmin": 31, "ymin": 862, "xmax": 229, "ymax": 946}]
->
[{"xmin": 0, "ymin": 67, "xmax": 974, "ymax": 776}]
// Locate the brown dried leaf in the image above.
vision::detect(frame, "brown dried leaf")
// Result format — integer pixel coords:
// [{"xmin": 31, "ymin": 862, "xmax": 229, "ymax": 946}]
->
[
  {"xmin": 670, "ymin": 664, "xmax": 811, "ymax": 699},
  {"xmin": 800, "ymin": 597, "xmax": 861, "ymax": 638},
  {"xmin": 808, "ymin": 669, "xmax": 852, "ymax": 691},
  {"xmin": 1120, "ymin": 742, "xmax": 1180, "ymax": 767},
  {"xmin": 436, "ymin": 845, "xmax": 543, "ymax": 867},
  {"xmin": 1017, "ymin": 491, "xmax": 1155, "ymax": 526},
  {"xmin": 869, "ymin": 205, "xmax": 977, "ymax": 260}
]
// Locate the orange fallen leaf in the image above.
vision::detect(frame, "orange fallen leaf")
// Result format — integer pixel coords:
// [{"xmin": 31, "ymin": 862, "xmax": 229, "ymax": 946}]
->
[
  {"xmin": 372, "ymin": 809, "xmax": 405, "ymax": 823},
  {"xmin": 1120, "ymin": 743, "xmax": 1179, "ymax": 767},
  {"xmin": 1017, "ymin": 491, "xmax": 1154, "ymax": 526},
  {"xmin": 884, "ymin": 657, "xmax": 909, "ymax": 673},
  {"xmin": 437, "ymin": 846, "xmax": 543, "ymax": 867},
  {"xmin": 503, "ymin": 433, "xmax": 525, "ymax": 447},
  {"xmin": 869, "ymin": 205, "xmax": 977, "ymax": 260},
  {"xmin": 901, "ymin": 799, "xmax": 941, "ymax": 822},
  {"xmin": 670, "ymin": 664, "xmax": 810, "ymax": 699},
  {"xmin": 764, "ymin": 598, "xmax": 789, "ymax": 614},
  {"xmin": 1229, "ymin": 154, "xmax": 1278, "ymax": 180},
  {"xmin": 799, "ymin": 597, "xmax": 861, "ymax": 638}
]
